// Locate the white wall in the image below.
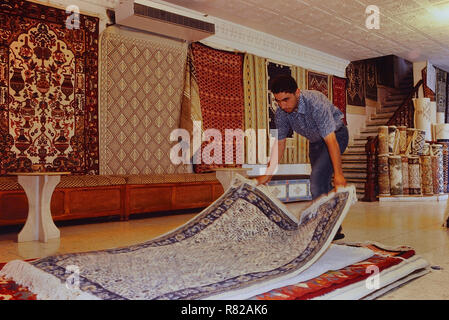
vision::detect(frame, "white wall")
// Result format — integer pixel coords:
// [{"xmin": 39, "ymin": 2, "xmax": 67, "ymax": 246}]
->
[
  {"xmin": 346, "ymin": 102, "xmax": 377, "ymax": 144},
  {"xmin": 346, "ymin": 113, "xmax": 366, "ymax": 140}
]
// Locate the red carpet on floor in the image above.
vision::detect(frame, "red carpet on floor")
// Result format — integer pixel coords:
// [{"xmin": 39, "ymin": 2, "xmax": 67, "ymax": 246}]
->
[
  {"xmin": 0, "ymin": 261, "xmax": 37, "ymax": 300},
  {"xmin": 254, "ymin": 243, "xmax": 415, "ymax": 300}
]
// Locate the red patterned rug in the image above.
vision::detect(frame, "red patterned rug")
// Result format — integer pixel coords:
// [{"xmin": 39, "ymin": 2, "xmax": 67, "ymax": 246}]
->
[
  {"xmin": 0, "ymin": 261, "xmax": 36, "ymax": 300},
  {"xmin": 254, "ymin": 243, "xmax": 417, "ymax": 300},
  {"xmin": 332, "ymin": 76, "xmax": 347, "ymax": 125},
  {"xmin": 0, "ymin": 0, "xmax": 99, "ymax": 175},
  {"xmin": 191, "ymin": 43, "xmax": 244, "ymax": 173}
]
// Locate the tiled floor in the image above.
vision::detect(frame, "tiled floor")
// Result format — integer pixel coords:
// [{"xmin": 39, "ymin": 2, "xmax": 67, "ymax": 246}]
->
[{"xmin": 0, "ymin": 199, "xmax": 448, "ymax": 300}]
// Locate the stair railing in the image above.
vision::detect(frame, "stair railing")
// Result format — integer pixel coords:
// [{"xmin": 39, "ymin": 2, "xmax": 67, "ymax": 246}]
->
[{"xmin": 363, "ymin": 79, "xmax": 423, "ymax": 201}]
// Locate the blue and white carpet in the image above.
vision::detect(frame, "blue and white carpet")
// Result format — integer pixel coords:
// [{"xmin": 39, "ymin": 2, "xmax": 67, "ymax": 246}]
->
[{"xmin": 0, "ymin": 175, "xmax": 358, "ymax": 300}]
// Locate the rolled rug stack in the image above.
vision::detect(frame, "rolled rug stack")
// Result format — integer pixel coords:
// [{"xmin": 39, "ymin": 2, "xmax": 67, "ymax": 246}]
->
[
  {"xmin": 401, "ymin": 156, "xmax": 409, "ymax": 195},
  {"xmin": 411, "ymin": 129, "xmax": 426, "ymax": 156},
  {"xmin": 431, "ymin": 144, "xmax": 444, "ymax": 194},
  {"xmin": 436, "ymin": 123, "xmax": 449, "ymax": 193},
  {"xmin": 378, "ymin": 126, "xmax": 391, "ymax": 197},
  {"xmin": 398, "ymin": 126, "xmax": 407, "ymax": 155},
  {"xmin": 388, "ymin": 156, "xmax": 403, "ymax": 196},
  {"xmin": 413, "ymin": 98, "xmax": 432, "ymax": 141},
  {"xmin": 408, "ymin": 156, "xmax": 421, "ymax": 195},
  {"xmin": 420, "ymin": 155, "xmax": 433, "ymax": 196},
  {"xmin": 376, "ymin": 123, "xmax": 445, "ymax": 198},
  {"xmin": 378, "ymin": 154, "xmax": 391, "ymax": 197},
  {"xmin": 378, "ymin": 126, "xmax": 389, "ymax": 155}
]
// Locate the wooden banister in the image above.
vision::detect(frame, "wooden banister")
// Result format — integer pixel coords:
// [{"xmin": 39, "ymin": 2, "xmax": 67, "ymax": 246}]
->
[{"xmin": 363, "ymin": 79, "xmax": 423, "ymax": 202}]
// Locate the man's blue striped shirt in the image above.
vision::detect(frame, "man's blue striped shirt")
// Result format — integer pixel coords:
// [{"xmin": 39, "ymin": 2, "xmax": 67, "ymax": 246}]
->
[{"xmin": 274, "ymin": 90, "xmax": 344, "ymax": 143}]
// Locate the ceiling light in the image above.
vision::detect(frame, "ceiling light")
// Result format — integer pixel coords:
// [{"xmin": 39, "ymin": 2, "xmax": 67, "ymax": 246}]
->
[{"xmin": 430, "ymin": 5, "xmax": 449, "ymax": 22}]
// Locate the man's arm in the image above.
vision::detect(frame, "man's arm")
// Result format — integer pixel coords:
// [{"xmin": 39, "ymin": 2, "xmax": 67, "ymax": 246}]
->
[
  {"xmin": 323, "ymin": 131, "xmax": 346, "ymax": 189},
  {"xmin": 256, "ymin": 138, "xmax": 286, "ymax": 185}
]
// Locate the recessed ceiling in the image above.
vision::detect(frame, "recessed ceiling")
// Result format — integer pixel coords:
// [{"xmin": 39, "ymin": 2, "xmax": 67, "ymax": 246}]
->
[{"xmin": 162, "ymin": 0, "xmax": 449, "ymax": 71}]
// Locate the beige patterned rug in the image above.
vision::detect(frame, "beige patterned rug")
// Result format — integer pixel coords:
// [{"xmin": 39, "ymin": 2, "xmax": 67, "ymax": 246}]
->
[
  {"xmin": 99, "ymin": 26, "xmax": 190, "ymax": 175},
  {"xmin": 0, "ymin": 175, "xmax": 357, "ymax": 300}
]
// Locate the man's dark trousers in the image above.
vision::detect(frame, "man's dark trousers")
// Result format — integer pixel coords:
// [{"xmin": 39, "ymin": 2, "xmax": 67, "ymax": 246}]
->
[{"xmin": 308, "ymin": 125, "xmax": 349, "ymax": 200}]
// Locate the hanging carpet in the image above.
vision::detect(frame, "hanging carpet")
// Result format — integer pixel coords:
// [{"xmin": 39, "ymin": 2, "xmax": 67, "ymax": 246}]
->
[
  {"xmin": 99, "ymin": 26, "xmax": 189, "ymax": 175},
  {"xmin": 0, "ymin": 175, "xmax": 357, "ymax": 300},
  {"xmin": 0, "ymin": 0, "xmax": 99, "ymax": 174},
  {"xmin": 346, "ymin": 61, "xmax": 365, "ymax": 107},
  {"xmin": 191, "ymin": 42, "xmax": 245, "ymax": 173},
  {"xmin": 364, "ymin": 60, "xmax": 377, "ymax": 101},
  {"xmin": 332, "ymin": 76, "xmax": 348, "ymax": 125},
  {"xmin": 307, "ymin": 71, "xmax": 329, "ymax": 99}
]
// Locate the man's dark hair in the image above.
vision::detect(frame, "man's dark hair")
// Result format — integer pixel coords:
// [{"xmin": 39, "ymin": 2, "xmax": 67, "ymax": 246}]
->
[{"xmin": 270, "ymin": 74, "xmax": 298, "ymax": 94}]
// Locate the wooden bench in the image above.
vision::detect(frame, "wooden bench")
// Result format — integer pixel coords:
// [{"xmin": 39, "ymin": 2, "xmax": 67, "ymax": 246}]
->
[
  {"xmin": 122, "ymin": 173, "xmax": 223, "ymax": 220},
  {"xmin": 0, "ymin": 173, "xmax": 223, "ymax": 227}
]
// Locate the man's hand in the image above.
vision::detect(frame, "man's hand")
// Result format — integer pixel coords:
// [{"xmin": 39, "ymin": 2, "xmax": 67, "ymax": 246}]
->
[
  {"xmin": 333, "ymin": 173, "xmax": 347, "ymax": 190},
  {"xmin": 255, "ymin": 139, "xmax": 285, "ymax": 186},
  {"xmin": 256, "ymin": 175, "xmax": 272, "ymax": 186}
]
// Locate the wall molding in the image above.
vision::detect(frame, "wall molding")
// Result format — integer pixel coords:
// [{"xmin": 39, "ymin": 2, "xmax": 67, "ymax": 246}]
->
[
  {"xmin": 147, "ymin": 0, "xmax": 350, "ymax": 76},
  {"xmin": 203, "ymin": 17, "xmax": 349, "ymax": 77}
]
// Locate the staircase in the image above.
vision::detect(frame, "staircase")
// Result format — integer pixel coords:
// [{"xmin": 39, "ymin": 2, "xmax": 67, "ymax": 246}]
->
[{"xmin": 342, "ymin": 75, "xmax": 414, "ymax": 200}]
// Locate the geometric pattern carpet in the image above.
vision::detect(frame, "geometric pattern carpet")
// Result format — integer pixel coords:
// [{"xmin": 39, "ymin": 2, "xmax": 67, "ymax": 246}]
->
[
  {"xmin": 307, "ymin": 71, "xmax": 329, "ymax": 99},
  {"xmin": 192, "ymin": 43, "xmax": 245, "ymax": 173},
  {"xmin": 99, "ymin": 26, "xmax": 189, "ymax": 175},
  {"xmin": 346, "ymin": 61, "xmax": 365, "ymax": 107}
]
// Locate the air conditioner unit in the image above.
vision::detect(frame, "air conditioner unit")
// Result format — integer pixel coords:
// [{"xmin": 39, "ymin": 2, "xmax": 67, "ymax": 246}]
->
[{"xmin": 115, "ymin": 0, "xmax": 215, "ymax": 41}]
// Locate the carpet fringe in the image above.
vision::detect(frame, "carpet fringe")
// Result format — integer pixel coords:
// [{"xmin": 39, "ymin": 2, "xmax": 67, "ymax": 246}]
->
[
  {"xmin": 0, "ymin": 260, "xmax": 99, "ymax": 300},
  {"xmin": 338, "ymin": 240, "xmax": 414, "ymax": 252}
]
